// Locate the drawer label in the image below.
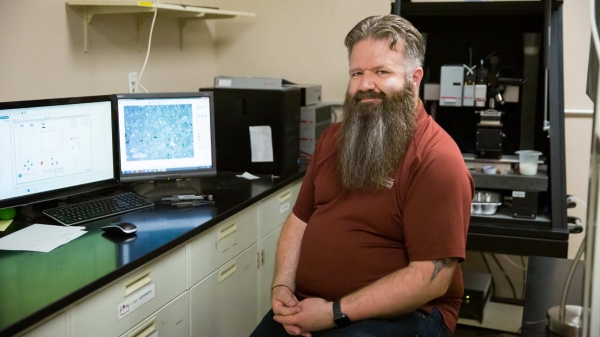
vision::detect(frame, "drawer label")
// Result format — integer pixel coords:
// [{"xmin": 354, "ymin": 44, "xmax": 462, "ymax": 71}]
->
[
  {"xmin": 118, "ymin": 283, "xmax": 156, "ymax": 320},
  {"xmin": 280, "ymin": 202, "xmax": 290, "ymax": 214}
]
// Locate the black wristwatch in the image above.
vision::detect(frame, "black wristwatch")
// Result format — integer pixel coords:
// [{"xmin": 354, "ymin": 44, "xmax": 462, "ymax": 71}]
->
[{"xmin": 332, "ymin": 300, "xmax": 352, "ymax": 328}]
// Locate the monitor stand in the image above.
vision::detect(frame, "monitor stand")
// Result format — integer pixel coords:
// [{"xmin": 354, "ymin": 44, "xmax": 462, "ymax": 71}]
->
[{"xmin": 133, "ymin": 179, "xmax": 201, "ymax": 202}]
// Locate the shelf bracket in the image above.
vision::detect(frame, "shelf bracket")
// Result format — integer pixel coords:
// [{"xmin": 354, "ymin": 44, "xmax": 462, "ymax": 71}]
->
[
  {"xmin": 178, "ymin": 14, "xmax": 206, "ymax": 51},
  {"xmin": 81, "ymin": 5, "xmax": 154, "ymax": 53},
  {"xmin": 84, "ymin": 6, "xmax": 91, "ymax": 53},
  {"xmin": 179, "ymin": 18, "xmax": 189, "ymax": 51}
]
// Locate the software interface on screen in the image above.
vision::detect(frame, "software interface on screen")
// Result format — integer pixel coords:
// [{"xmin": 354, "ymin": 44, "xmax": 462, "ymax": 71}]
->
[
  {"xmin": 0, "ymin": 101, "xmax": 114, "ymax": 201},
  {"xmin": 117, "ymin": 96, "xmax": 213, "ymax": 177}
]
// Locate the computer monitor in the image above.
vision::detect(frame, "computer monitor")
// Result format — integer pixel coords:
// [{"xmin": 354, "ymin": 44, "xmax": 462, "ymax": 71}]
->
[
  {"xmin": 0, "ymin": 95, "xmax": 118, "ymax": 209},
  {"xmin": 116, "ymin": 92, "xmax": 216, "ymax": 199}
]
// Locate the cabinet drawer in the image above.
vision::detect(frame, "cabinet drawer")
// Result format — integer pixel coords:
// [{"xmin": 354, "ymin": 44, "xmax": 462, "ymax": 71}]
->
[
  {"xmin": 258, "ymin": 180, "xmax": 302, "ymax": 238},
  {"xmin": 190, "ymin": 245, "xmax": 258, "ymax": 337},
  {"xmin": 71, "ymin": 246, "xmax": 186, "ymax": 337},
  {"xmin": 120, "ymin": 292, "xmax": 190, "ymax": 337},
  {"xmin": 21, "ymin": 312, "xmax": 66, "ymax": 337},
  {"xmin": 188, "ymin": 205, "xmax": 257, "ymax": 286}
]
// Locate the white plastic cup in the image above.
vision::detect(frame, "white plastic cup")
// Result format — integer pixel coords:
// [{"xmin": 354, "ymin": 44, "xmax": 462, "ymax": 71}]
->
[{"xmin": 516, "ymin": 150, "xmax": 542, "ymax": 175}]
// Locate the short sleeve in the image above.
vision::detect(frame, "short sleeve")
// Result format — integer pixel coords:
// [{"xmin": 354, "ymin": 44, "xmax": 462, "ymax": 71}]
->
[{"xmin": 402, "ymin": 153, "xmax": 474, "ymax": 263}]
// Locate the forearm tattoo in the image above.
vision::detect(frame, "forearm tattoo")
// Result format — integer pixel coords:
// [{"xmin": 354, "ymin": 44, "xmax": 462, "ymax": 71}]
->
[{"xmin": 429, "ymin": 258, "xmax": 457, "ymax": 283}]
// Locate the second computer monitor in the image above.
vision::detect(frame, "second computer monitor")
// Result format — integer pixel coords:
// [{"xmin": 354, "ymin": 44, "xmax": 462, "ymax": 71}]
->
[{"xmin": 116, "ymin": 92, "xmax": 216, "ymax": 197}]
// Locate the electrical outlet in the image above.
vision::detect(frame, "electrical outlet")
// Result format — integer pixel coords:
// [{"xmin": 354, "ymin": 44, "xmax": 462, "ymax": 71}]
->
[{"xmin": 128, "ymin": 72, "xmax": 138, "ymax": 93}]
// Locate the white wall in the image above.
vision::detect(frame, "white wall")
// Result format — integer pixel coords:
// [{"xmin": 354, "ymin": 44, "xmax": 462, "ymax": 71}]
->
[
  {"xmin": 563, "ymin": 0, "xmax": 594, "ymax": 259},
  {"xmin": 214, "ymin": 0, "xmax": 391, "ymax": 102},
  {"xmin": 0, "ymin": 0, "xmax": 217, "ymax": 102}
]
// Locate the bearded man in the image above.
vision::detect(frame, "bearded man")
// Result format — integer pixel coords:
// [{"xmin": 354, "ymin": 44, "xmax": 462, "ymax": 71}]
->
[{"xmin": 251, "ymin": 14, "xmax": 473, "ymax": 337}]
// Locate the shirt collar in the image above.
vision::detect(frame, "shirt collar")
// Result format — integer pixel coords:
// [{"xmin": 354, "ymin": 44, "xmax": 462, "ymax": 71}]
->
[{"xmin": 416, "ymin": 99, "xmax": 428, "ymax": 126}]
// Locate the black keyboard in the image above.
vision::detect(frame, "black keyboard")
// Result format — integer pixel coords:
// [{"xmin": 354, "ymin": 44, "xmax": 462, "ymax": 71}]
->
[{"xmin": 43, "ymin": 193, "xmax": 154, "ymax": 226}]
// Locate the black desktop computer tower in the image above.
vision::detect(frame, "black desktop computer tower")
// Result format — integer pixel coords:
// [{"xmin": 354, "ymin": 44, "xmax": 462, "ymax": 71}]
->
[{"xmin": 202, "ymin": 87, "xmax": 301, "ymax": 175}]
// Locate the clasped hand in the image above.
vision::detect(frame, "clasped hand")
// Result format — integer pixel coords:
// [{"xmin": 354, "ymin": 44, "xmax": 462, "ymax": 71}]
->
[{"xmin": 271, "ymin": 286, "xmax": 336, "ymax": 336}]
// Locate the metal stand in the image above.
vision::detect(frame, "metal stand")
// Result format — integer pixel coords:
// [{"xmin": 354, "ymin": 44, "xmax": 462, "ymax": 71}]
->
[
  {"xmin": 547, "ymin": 305, "xmax": 586, "ymax": 337},
  {"xmin": 547, "ymin": 236, "xmax": 587, "ymax": 336}
]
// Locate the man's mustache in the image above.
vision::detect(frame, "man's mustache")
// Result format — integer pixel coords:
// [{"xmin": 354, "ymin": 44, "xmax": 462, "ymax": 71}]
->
[{"xmin": 352, "ymin": 90, "xmax": 387, "ymax": 103}]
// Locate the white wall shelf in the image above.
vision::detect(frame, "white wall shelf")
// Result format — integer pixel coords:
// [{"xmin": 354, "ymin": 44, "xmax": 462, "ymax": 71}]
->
[{"xmin": 67, "ymin": 1, "xmax": 255, "ymax": 52}]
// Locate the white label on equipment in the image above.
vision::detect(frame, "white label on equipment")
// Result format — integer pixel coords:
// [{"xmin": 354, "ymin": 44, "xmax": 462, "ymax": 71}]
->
[
  {"xmin": 249, "ymin": 126, "xmax": 274, "ymax": 162},
  {"xmin": 149, "ymin": 331, "xmax": 158, "ymax": 337},
  {"xmin": 280, "ymin": 202, "xmax": 290, "ymax": 214},
  {"xmin": 512, "ymin": 191, "xmax": 526, "ymax": 198},
  {"xmin": 218, "ymin": 79, "xmax": 232, "ymax": 87},
  {"xmin": 117, "ymin": 283, "xmax": 156, "ymax": 320}
]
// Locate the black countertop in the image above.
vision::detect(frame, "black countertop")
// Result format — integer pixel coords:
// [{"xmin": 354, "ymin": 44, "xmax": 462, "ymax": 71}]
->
[
  {"xmin": 0, "ymin": 167, "xmax": 572, "ymax": 336},
  {"xmin": 0, "ymin": 169, "xmax": 305, "ymax": 337}
]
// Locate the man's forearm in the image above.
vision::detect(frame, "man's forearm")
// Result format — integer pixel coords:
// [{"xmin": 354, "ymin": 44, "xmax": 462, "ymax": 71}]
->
[
  {"xmin": 341, "ymin": 259, "xmax": 457, "ymax": 321},
  {"xmin": 272, "ymin": 213, "xmax": 307, "ymax": 290}
]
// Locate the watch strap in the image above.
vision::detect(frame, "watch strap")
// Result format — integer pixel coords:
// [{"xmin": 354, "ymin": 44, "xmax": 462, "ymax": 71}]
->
[{"xmin": 332, "ymin": 300, "xmax": 352, "ymax": 328}]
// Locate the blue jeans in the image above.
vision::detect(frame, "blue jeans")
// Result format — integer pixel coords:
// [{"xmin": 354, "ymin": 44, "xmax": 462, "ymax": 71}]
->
[{"xmin": 250, "ymin": 308, "xmax": 452, "ymax": 337}]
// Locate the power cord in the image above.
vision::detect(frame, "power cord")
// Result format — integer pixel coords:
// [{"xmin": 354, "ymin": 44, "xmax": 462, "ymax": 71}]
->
[
  {"xmin": 520, "ymin": 256, "xmax": 527, "ymax": 299},
  {"xmin": 138, "ymin": 83, "xmax": 150, "ymax": 93},
  {"xmin": 136, "ymin": 0, "xmax": 159, "ymax": 93},
  {"xmin": 491, "ymin": 253, "xmax": 517, "ymax": 299},
  {"xmin": 480, "ymin": 253, "xmax": 496, "ymax": 297},
  {"xmin": 517, "ymin": 319, "xmax": 548, "ymax": 334}
]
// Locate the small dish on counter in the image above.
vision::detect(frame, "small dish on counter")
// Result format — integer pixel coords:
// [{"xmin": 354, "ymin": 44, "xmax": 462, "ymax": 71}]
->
[{"xmin": 482, "ymin": 166, "xmax": 497, "ymax": 174}]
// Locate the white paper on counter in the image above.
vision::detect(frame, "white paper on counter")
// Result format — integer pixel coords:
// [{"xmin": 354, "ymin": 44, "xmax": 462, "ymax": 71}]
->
[
  {"xmin": 249, "ymin": 126, "xmax": 274, "ymax": 162},
  {"xmin": 236, "ymin": 172, "xmax": 260, "ymax": 180},
  {"xmin": 0, "ymin": 224, "xmax": 87, "ymax": 252}
]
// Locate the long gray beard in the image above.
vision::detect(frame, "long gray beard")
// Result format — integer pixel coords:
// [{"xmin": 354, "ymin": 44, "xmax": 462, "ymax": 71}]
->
[{"xmin": 338, "ymin": 86, "xmax": 418, "ymax": 192}]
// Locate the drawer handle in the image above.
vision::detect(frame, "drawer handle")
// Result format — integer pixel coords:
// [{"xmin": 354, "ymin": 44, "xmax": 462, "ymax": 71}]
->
[
  {"xmin": 279, "ymin": 189, "xmax": 292, "ymax": 203},
  {"xmin": 219, "ymin": 262, "xmax": 237, "ymax": 283},
  {"xmin": 124, "ymin": 270, "xmax": 152, "ymax": 297},
  {"xmin": 219, "ymin": 223, "xmax": 237, "ymax": 240},
  {"xmin": 129, "ymin": 317, "xmax": 156, "ymax": 337}
]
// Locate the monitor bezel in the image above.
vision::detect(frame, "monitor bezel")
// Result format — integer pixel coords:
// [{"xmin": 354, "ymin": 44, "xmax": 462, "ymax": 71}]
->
[
  {"xmin": 115, "ymin": 92, "xmax": 217, "ymax": 183},
  {"xmin": 0, "ymin": 95, "xmax": 120, "ymax": 209}
]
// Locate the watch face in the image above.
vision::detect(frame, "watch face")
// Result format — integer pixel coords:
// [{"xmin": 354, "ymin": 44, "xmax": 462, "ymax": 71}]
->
[{"xmin": 334, "ymin": 314, "xmax": 352, "ymax": 328}]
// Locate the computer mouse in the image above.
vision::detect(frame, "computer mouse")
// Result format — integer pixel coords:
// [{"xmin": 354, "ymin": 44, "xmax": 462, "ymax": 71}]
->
[{"xmin": 101, "ymin": 222, "xmax": 137, "ymax": 235}]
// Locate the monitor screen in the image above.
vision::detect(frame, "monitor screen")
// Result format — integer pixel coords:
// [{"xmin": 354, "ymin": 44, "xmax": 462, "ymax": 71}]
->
[
  {"xmin": 0, "ymin": 96, "xmax": 117, "ymax": 209},
  {"xmin": 116, "ymin": 92, "xmax": 216, "ymax": 183}
]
